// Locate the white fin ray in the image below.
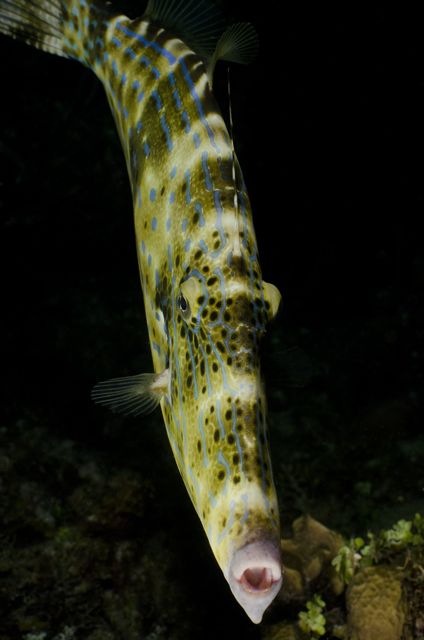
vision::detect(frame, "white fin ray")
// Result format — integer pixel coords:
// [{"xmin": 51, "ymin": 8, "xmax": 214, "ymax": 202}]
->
[
  {"xmin": 91, "ymin": 370, "xmax": 168, "ymax": 416},
  {"xmin": 144, "ymin": 0, "xmax": 226, "ymax": 57},
  {"xmin": 208, "ymin": 22, "xmax": 259, "ymax": 84}
]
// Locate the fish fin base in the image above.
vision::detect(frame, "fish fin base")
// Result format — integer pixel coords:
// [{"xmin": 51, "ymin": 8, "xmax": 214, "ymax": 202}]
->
[
  {"xmin": 91, "ymin": 370, "xmax": 168, "ymax": 416},
  {"xmin": 144, "ymin": 0, "xmax": 226, "ymax": 57}
]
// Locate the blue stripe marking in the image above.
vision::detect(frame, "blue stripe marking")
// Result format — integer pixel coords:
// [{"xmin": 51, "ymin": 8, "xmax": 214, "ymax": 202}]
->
[
  {"xmin": 111, "ymin": 36, "xmax": 122, "ymax": 48},
  {"xmin": 185, "ymin": 334, "xmax": 198, "ymax": 400},
  {"xmin": 151, "ymin": 90, "xmax": 162, "ymax": 110},
  {"xmin": 111, "ymin": 60, "xmax": 119, "ymax": 76},
  {"xmin": 181, "ymin": 218, "xmax": 188, "ymax": 232},
  {"xmin": 144, "ymin": 142, "xmax": 150, "ymax": 157},
  {"xmin": 170, "ymin": 166, "xmax": 177, "ymax": 179},
  {"xmin": 198, "ymin": 409, "xmax": 209, "ymax": 467},
  {"xmin": 193, "ymin": 133, "xmax": 201, "ymax": 148},
  {"xmin": 148, "ymin": 254, "xmax": 152, "ymax": 267},
  {"xmin": 201, "ymin": 152, "xmax": 212, "ymax": 191},
  {"xmin": 185, "ymin": 170, "xmax": 191, "ymax": 204},
  {"xmin": 150, "ymin": 188, "xmax": 156, "ymax": 202},
  {"xmin": 136, "ymin": 120, "xmax": 142, "ymax": 134},
  {"xmin": 184, "ymin": 239, "xmax": 191, "ymax": 252},
  {"xmin": 181, "ymin": 110, "xmax": 191, "ymax": 133},
  {"xmin": 166, "ymin": 217, "xmax": 171, "ymax": 231},
  {"xmin": 140, "ymin": 54, "xmax": 151, "ymax": 67},
  {"xmin": 216, "ymin": 400, "xmax": 226, "ymax": 438},
  {"xmin": 198, "ymin": 239, "xmax": 208, "ymax": 253},
  {"xmin": 172, "ymin": 89, "xmax": 182, "ymax": 110},
  {"xmin": 153, "ymin": 342, "xmax": 161, "ymax": 355},
  {"xmin": 160, "ymin": 115, "xmax": 173, "ymax": 151},
  {"xmin": 195, "ymin": 201, "xmax": 205, "ymax": 226},
  {"xmin": 207, "ymin": 336, "xmax": 233, "ymax": 393},
  {"xmin": 169, "ymin": 192, "xmax": 176, "ymax": 204},
  {"xmin": 141, "ymin": 240, "xmax": 146, "ymax": 253},
  {"xmin": 132, "ymin": 79, "xmax": 141, "ymax": 91},
  {"xmin": 198, "ymin": 342, "xmax": 212, "ymax": 395},
  {"xmin": 218, "ymin": 450, "xmax": 232, "ymax": 478},
  {"xmin": 125, "ymin": 46, "xmax": 137, "ymax": 60},
  {"xmin": 152, "ymin": 217, "xmax": 158, "ymax": 230}
]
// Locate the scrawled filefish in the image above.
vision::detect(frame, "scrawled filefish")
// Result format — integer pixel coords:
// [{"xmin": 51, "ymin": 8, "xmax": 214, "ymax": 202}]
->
[{"xmin": 0, "ymin": 0, "xmax": 284, "ymax": 623}]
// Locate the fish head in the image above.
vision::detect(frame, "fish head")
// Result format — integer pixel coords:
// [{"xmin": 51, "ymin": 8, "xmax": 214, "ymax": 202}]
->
[{"xmin": 162, "ymin": 252, "xmax": 283, "ymax": 623}]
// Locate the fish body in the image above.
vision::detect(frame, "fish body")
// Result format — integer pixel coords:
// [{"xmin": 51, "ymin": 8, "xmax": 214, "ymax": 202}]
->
[{"xmin": 0, "ymin": 0, "xmax": 283, "ymax": 623}]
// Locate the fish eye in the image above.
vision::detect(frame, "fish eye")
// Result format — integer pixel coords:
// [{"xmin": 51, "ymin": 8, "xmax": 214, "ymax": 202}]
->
[{"xmin": 177, "ymin": 293, "xmax": 191, "ymax": 320}]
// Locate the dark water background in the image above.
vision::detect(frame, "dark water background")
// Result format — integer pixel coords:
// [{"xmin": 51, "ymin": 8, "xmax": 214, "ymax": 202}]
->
[{"xmin": 0, "ymin": 2, "xmax": 423, "ymax": 638}]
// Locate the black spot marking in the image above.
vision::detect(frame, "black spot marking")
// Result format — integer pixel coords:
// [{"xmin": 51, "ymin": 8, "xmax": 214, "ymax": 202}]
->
[
  {"xmin": 210, "ymin": 311, "xmax": 218, "ymax": 321},
  {"xmin": 227, "ymin": 434, "xmax": 235, "ymax": 445},
  {"xmin": 225, "ymin": 410, "xmax": 232, "ymax": 421},
  {"xmin": 207, "ymin": 276, "xmax": 217, "ymax": 286},
  {"xmin": 218, "ymin": 470, "xmax": 225, "ymax": 480},
  {"xmin": 214, "ymin": 429, "xmax": 220, "ymax": 442},
  {"xmin": 233, "ymin": 453, "xmax": 240, "ymax": 465},
  {"xmin": 160, "ymin": 186, "xmax": 165, "ymax": 196},
  {"xmin": 186, "ymin": 375, "xmax": 192, "ymax": 387},
  {"xmin": 197, "ymin": 440, "xmax": 201, "ymax": 452},
  {"xmin": 212, "ymin": 362, "xmax": 218, "ymax": 373},
  {"xmin": 233, "ymin": 476, "xmax": 240, "ymax": 484}
]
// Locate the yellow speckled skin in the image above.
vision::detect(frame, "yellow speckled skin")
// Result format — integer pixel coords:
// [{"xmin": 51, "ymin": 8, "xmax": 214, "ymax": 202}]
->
[
  {"xmin": 62, "ymin": 3, "xmax": 281, "ymax": 578},
  {"xmin": 13, "ymin": 0, "xmax": 282, "ymax": 589}
]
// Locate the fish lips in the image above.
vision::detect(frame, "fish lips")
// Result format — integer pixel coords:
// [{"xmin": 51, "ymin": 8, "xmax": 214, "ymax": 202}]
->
[{"xmin": 227, "ymin": 537, "xmax": 283, "ymax": 624}]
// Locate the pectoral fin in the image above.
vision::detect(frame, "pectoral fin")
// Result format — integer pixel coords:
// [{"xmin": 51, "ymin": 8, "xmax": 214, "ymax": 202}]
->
[{"xmin": 91, "ymin": 369, "xmax": 169, "ymax": 416}]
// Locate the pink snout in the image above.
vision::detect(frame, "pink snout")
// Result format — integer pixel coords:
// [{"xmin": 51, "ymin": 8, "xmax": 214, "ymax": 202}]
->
[{"xmin": 228, "ymin": 538, "xmax": 283, "ymax": 623}]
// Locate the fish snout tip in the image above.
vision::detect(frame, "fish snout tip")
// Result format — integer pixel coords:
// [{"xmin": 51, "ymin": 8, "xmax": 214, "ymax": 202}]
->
[{"xmin": 228, "ymin": 539, "xmax": 283, "ymax": 624}]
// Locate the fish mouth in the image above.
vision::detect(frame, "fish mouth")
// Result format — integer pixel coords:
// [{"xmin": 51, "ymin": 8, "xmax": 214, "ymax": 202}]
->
[{"xmin": 228, "ymin": 538, "xmax": 283, "ymax": 623}]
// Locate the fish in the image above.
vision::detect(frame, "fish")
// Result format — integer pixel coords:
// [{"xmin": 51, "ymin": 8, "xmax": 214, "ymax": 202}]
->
[{"xmin": 0, "ymin": 0, "xmax": 284, "ymax": 623}]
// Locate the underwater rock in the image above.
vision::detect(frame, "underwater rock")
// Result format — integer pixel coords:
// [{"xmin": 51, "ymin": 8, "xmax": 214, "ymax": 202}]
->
[
  {"xmin": 278, "ymin": 515, "xmax": 345, "ymax": 605},
  {"xmin": 346, "ymin": 565, "xmax": 407, "ymax": 640}
]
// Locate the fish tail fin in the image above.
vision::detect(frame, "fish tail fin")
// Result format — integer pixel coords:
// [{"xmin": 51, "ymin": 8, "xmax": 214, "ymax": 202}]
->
[
  {"xmin": 0, "ymin": 0, "xmax": 112, "ymax": 66},
  {"xmin": 0, "ymin": 0, "xmax": 67, "ymax": 57}
]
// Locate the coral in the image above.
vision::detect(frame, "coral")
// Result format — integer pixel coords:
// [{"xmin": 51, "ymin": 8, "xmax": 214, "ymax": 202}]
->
[{"xmin": 346, "ymin": 566, "xmax": 407, "ymax": 640}]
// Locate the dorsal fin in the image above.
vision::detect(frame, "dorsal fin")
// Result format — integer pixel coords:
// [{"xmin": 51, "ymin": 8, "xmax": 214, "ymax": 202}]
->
[
  {"xmin": 208, "ymin": 22, "xmax": 259, "ymax": 84},
  {"xmin": 144, "ymin": 0, "xmax": 226, "ymax": 57}
]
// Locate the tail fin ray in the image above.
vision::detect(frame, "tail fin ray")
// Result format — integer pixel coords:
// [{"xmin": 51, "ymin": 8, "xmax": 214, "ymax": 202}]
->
[{"xmin": 0, "ymin": 0, "xmax": 66, "ymax": 56}]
